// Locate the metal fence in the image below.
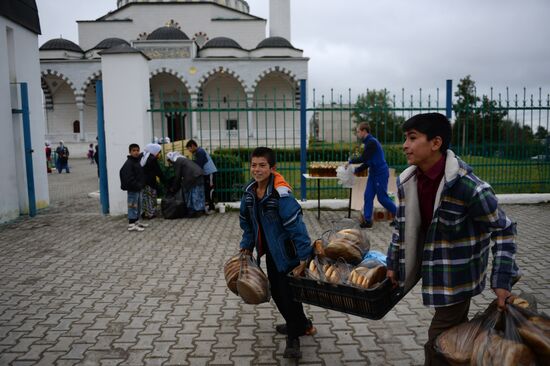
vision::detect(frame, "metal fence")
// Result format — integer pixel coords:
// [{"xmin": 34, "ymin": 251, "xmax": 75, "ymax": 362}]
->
[{"xmin": 149, "ymin": 82, "xmax": 550, "ymax": 202}]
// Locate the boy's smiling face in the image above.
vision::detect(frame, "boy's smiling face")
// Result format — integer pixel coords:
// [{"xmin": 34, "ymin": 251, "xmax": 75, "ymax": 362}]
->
[
  {"xmin": 251, "ymin": 156, "xmax": 275, "ymax": 185},
  {"xmin": 403, "ymin": 129, "xmax": 442, "ymax": 169}
]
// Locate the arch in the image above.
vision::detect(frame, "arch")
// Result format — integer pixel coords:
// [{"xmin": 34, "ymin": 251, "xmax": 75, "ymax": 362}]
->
[
  {"xmin": 80, "ymin": 70, "xmax": 102, "ymax": 95},
  {"xmin": 250, "ymin": 66, "xmax": 299, "ymax": 94},
  {"xmin": 195, "ymin": 66, "xmax": 247, "ymax": 94},
  {"xmin": 40, "ymin": 69, "xmax": 78, "ymax": 96},
  {"xmin": 150, "ymin": 67, "xmax": 192, "ymax": 93},
  {"xmin": 41, "ymin": 77, "xmax": 53, "ymax": 110}
]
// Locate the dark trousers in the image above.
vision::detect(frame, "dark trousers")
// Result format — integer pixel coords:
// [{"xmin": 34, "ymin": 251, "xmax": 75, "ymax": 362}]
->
[
  {"xmin": 424, "ymin": 299, "xmax": 471, "ymax": 366},
  {"xmin": 204, "ymin": 174, "xmax": 215, "ymax": 211},
  {"xmin": 265, "ymin": 251, "xmax": 308, "ymax": 340}
]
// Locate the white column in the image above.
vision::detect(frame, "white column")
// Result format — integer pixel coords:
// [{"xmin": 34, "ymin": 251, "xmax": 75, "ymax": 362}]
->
[
  {"xmin": 190, "ymin": 94, "xmax": 199, "ymax": 139},
  {"xmin": 246, "ymin": 93, "xmax": 255, "ymax": 138},
  {"xmin": 76, "ymin": 96, "xmax": 85, "ymax": 141},
  {"xmin": 269, "ymin": 0, "xmax": 291, "ymax": 40},
  {"xmin": 101, "ymin": 47, "xmax": 151, "ymax": 215}
]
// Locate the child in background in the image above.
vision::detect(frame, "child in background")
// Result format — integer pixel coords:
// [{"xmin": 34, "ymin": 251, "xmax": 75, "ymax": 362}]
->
[{"xmin": 119, "ymin": 143, "xmax": 148, "ymax": 232}]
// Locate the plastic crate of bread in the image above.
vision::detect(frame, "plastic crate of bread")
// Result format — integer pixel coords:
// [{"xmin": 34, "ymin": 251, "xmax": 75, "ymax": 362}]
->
[{"xmin": 288, "ymin": 227, "xmax": 403, "ymax": 319}]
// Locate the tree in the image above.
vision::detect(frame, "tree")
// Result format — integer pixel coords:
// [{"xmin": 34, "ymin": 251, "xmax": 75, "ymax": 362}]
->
[
  {"xmin": 453, "ymin": 75, "xmax": 508, "ymax": 151},
  {"xmin": 352, "ymin": 89, "xmax": 404, "ymax": 143},
  {"xmin": 535, "ymin": 125, "xmax": 549, "ymax": 140}
]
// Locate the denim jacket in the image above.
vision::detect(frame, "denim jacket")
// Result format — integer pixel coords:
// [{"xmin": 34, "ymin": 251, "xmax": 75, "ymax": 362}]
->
[{"xmin": 239, "ymin": 174, "xmax": 312, "ymax": 273}]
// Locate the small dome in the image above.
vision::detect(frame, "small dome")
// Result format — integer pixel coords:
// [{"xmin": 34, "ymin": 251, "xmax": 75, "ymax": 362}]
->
[
  {"xmin": 202, "ymin": 37, "xmax": 242, "ymax": 50},
  {"xmin": 40, "ymin": 38, "xmax": 83, "ymax": 53},
  {"xmin": 93, "ymin": 37, "xmax": 130, "ymax": 50},
  {"xmin": 146, "ymin": 26, "xmax": 189, "ymax": 40},
  {"xmin": 256, "ymin": 36, "xmax": 294, "ymax": 49}
]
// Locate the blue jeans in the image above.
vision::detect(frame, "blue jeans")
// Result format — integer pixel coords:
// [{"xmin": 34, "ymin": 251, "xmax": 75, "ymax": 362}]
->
[
  {"xmin": 363, "ymin": 172, "xmax": 396, "ymax": 223},
  {"xmin": 127, "ymin": 191, "xmax": 142, "ymax": 223}
]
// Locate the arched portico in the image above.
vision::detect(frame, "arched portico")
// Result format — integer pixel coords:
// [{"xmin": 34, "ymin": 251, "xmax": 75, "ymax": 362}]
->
[
  {"xmin": 196, "ymin": 68, "xmax": 247, "ymax": 148},
  {"xmin": 149, "ymin": 71, "xmax": 191, "ymax": 142},
  {"xmin": 41, "ymin": 70, "xmax": 80, "ymax": 143}
]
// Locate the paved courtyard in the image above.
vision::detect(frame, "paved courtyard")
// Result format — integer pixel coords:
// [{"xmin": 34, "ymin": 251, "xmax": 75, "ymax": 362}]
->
[{"xmin": 0, "ymin": 158, "xmax": 549, "ymax": 365}]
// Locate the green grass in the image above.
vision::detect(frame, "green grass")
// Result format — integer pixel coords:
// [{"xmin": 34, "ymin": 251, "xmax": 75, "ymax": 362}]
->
[{"xmin": 225, "ymin": 156, "xmax": 550, "ymax": 200}]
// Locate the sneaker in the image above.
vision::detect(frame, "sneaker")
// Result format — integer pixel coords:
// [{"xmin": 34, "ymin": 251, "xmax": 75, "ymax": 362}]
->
[
  {"xmin": 127, "ymin": 223, "xmax": 144, "ymax": 232},
  {"xmin": 135, "ymin": 221, "xmax": 149, "ymax": 228},
  {"xmin": 204, "ymin": 208, "xmax": 214, "ymax": 215},
  {"xmin": 389, "ymin": 220, "xmax": 397, "ymax": 228},
  {"xmin": 276, "ymin": 319, "xmax": 316, "ymax": 336},
  {"xmin": 359, "ymin": 221, "xmax": 373, "ymax": 229},
  {"xmin": 283, "ymin": 337, "xmax": 301, "ymax": 359}
]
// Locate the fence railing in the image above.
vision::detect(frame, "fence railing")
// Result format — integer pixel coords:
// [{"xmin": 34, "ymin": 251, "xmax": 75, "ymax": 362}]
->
[{"xmin": 149, "ymin": 83, "xmax": 550, "ymax": 202}]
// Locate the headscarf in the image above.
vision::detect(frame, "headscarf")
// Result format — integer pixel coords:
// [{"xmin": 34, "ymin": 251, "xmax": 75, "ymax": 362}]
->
[
  {"xmin": 140, "ymin": 143, "xmax": 162, "ymax": 167},
  {"xmin": 166, "ymin": 151, "xmax": 184, "ymax": 163},
  {"xmin": 59, "ymin": 140, "xmax": 64, "ymax": 146}
]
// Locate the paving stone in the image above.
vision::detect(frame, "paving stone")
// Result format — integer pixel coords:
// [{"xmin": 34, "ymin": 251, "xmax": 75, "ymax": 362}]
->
[{"xmin": 0, "ymin": 159, "xmax": 548, "ymax": 365}]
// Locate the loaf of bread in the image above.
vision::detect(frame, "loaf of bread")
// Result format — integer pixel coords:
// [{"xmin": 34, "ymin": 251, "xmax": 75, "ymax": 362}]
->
[
  {"xmin": 307, "ymin": 260, "xmax": 321, "ymax": 280},
  {"xmin": 223, "ymin": 255, "xmax": 241, "ymax": 295},
  {"xmin": 313, "ymin": 239, "xmax": 326, "ymax": 258},
  {"xmin": 337, "ymin": 228, "xmax": 370, "ymax": 251},
  {"xmin": 471, "ymin": 330, "xmax": 536, "ymax": 366},
  {"xmin": 435, "ymin": 318, "xmax": 484, "ymax": 364},
  {"xmin": 518, "ymin": 315, "xmax": 550, "ymax": 356},
  {"xmin": 347, "ymin": 266, "xmax": 386, "ymax": 289},
  {"xmin": 324, "ymin": 237, "xmax": 363, "ymax": 264}
]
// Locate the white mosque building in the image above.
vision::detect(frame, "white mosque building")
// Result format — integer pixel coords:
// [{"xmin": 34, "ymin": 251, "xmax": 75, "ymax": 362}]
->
[{"xmin": 39, "ymin": 0, "xmax": 308, "ymax": 154}]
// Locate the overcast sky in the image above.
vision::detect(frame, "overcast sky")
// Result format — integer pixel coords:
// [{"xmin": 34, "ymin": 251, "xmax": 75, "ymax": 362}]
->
[{"xmin": 36, "ymin": 0, "xmax": 550, "ymax": 105}]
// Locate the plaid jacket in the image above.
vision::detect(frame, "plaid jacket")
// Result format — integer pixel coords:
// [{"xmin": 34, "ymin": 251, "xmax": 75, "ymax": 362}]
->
[{"xmin": 386, "ymin": 150, "xmax": 520, "ymax": 307}]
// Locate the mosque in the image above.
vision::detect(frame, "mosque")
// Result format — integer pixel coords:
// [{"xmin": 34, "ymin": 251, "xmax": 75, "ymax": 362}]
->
[{"xmin": 39, "ymin": 0, "xmax": 308, "ymax": 154}]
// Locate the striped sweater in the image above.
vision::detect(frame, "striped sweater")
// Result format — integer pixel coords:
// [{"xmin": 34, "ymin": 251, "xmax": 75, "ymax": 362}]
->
[{"xmin": 386, "ymin": 150, "xmax": 520, "ymax": 307}]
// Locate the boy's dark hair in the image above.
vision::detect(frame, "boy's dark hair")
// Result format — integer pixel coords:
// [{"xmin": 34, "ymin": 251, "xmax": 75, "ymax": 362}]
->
[
  {"xmin": 185, "ymin": 139, "xmax": 198, "ymax": 148},
  {"xmin": 251, "ymin": 147, "xmax": 276, "ymax": 167},
  {"xmin": 357, "ymin": 122, "xmax": 371, "ymax": 134},
  {"xmin": 402, "ymin": 113, "xmax": 452, "ymax": 152},
  {"xmin": 128, "ymin": 143, "xmax": 140, "ymax": 152}
]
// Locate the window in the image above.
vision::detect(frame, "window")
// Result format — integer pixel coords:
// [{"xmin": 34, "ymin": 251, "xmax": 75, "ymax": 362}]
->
[
  {"xmin": 73, "ymin": 120, "xmax": 80, "ymax": 133},
  {"xmin": 226, "ymin": 119, "xmax": 238, "ymax": 130}
]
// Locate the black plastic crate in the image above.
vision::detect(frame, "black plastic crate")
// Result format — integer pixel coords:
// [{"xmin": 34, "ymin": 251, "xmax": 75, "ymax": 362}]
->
[{"xmin": 288, "ymin": 275, "xmax": 403, "ymax": 320}]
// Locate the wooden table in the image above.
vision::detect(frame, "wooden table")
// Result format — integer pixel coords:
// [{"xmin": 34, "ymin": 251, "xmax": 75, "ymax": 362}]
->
[{"xmin": 303, "ymin": 174, "xmax": 352, "ymax": 220}]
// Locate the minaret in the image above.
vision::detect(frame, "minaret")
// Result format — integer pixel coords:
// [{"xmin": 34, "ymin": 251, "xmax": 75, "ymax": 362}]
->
[{"xmin": 269, "ymin": 0, "xmax": 291, "ymax": 40}]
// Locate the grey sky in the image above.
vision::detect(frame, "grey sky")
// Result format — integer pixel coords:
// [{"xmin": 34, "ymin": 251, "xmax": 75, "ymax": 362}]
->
[{"xmin": 37, "ymin": 0, "xmax": 550, "ymax": 104}]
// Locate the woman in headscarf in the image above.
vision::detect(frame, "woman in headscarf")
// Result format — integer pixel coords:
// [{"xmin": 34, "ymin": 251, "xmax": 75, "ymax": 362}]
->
[
  {"xmin": 166, "ymin": 151, "xmax": 205, "ymax": 217},
  {"xmin": 140, "ymin": 143, "xmax": 164, "ymax": 219}
]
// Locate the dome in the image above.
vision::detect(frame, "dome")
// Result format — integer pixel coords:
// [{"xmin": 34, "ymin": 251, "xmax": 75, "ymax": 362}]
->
[
  {"xmin": 256, "ymin": 36, "xmax": 295, "ymax": 49},
  {"xmin": 202, "ymin": 37, "xmax": 242, "ymax": 50},
  {"xmin": 40, "ymin": 38, "xmax": 83, "ymax": 53},
  {"xmin": 93, "ymin": 37, "xmax": 130, "ymax": 50},
  {"xmin": 146, "ymin": 26, "xmax": 189, "ymax": 40}
]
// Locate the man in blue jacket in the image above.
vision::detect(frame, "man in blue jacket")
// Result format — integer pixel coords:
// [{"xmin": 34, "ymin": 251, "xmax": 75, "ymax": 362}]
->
[
  {"xmin": 239, "ymin": 147, "xmax": 314, "ymax": 359},
  {"xmin": 348, "ymin": 122, "xmax": 396, "ymax": 228}
]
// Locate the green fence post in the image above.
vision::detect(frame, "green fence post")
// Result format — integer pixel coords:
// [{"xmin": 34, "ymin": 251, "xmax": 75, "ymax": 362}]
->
[{"xmin": 300, "ymin": 79, "xmax": 307, "ymax": 201}]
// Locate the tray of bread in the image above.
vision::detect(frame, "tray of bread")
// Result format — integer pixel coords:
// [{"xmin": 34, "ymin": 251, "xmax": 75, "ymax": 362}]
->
[{"xmin": 288, "ymin": 228, "xmax": 402, "ymax": 319}]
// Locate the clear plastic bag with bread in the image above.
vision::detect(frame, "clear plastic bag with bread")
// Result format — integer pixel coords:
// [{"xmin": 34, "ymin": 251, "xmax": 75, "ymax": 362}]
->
[
  {"xmin": 236, "ymin": 254, "xmax": 271, "ymax": 305},
  {"xmin": 434, "ymin": 300, "xmax": 499, "ymax": 365},
  {"xmin": 319, "ymin": 258, "xmax": 352, "ymax": 285},
  {"xmin": 306, "ymin": 256, "xmax": 330, "ymax": 281},
  {"xmin": 347, "ymin": 264, "xmax": 387, "ymax": 290},
  {"xmin": 324, "ymin": 226, "xmax": 370, "ymax": 265},
  {"xmin": 507, "ymin": 303, "xmax": 550, "ymax": 362},
  {"xmin": 470, "ymin": 303, "xmax": 537, "ymax": 366}
]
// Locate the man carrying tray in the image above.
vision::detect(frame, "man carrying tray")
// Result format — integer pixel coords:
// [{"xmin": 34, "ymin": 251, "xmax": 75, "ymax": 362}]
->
[{"xmin": 385, "ymin": 113, "xmax": 520, "ymax": 365}]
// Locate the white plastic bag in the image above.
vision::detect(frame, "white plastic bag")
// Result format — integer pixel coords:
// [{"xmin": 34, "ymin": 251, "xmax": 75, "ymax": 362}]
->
[{"xmin": 336, "ymin": 165, "xmax": 355, "ymax": 188}]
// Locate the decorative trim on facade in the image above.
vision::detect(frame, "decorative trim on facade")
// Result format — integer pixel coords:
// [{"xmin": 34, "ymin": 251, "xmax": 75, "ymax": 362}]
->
[
  {"xmin": 150, "ymin": 67, "xmax": 192, "ymax": 93},
  {"xmin": 80, "ymin": 70, "xmax": 103, "ymax": 95},
  {"xmin": 196, "ymin": 66, "xmax": 247, "ymax": 94},
  {"xmin": 250, "ymin": 66, "xmax": 298, "ymax": 92},
  {"xmin": 40, "ymin": 69, "xmax": 78, "ymax": 96},
  {"xmin": 40, "ymin": 77, "xmax": 54, "ymax": 110}
]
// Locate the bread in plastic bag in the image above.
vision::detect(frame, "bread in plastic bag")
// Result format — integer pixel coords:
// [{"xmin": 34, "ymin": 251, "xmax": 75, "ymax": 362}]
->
[
  {"xmin": 471, "ymin": 304, "xmax": 536, "ymax": 366},
  {"xmin": 509, "ymin": 304, "xmax": 550, "ymax": 358},
  {"xmin": 236, "ymin": 255, "xmax": 270, "ymax": 304},
  {"xmin": 223, "ymin": 254, "xmax": 241, "ymax": 295},
  {"xmin": 434, "ymin": 301, "xmax": 498, "ymax": 365}
]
